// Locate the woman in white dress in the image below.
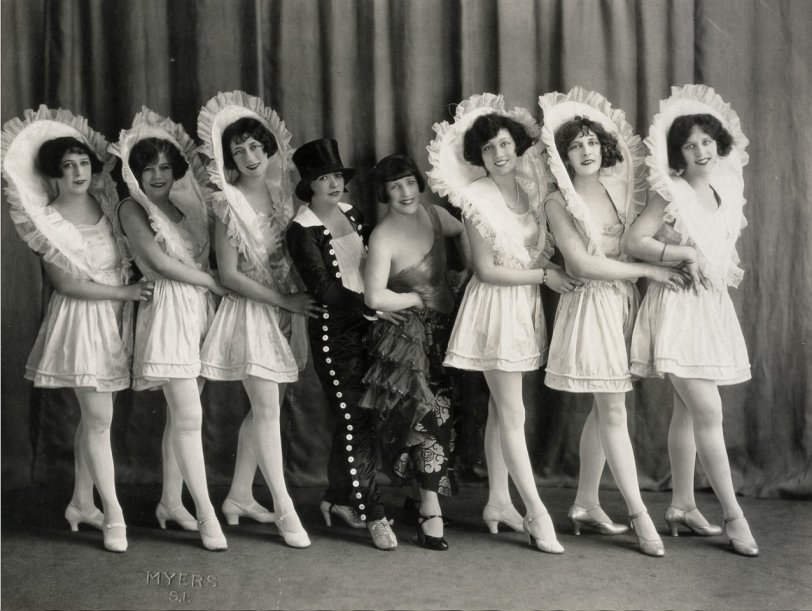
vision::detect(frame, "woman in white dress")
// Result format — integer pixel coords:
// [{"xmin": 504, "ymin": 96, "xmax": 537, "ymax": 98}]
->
[
  {"xmin": 198, "ymin": 91, "xmax": 318, "ymax": 548},
  {"xmin": 625, "ymin": 85, "xmax": 758, "ymax": 556},
  {"xmin": 113, "ymin": 108, "xmax": 228, "ymax": 551},
  {"xmin": 540, "ymin": 88, "xmax": 690, "ymax": 556},
  {"xmin": 2, "ymin": 106, "xmax": 153, "ymax": 552},
  {"xmin": 428, "ymin": 93, "xmax": 580, "ymax": 553}
]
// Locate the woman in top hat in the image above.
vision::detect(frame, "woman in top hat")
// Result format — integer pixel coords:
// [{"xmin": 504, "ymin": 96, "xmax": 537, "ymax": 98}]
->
[
  {"xmin": 286, "ymin": 138, "xmax": 400, "ymax": 550},
  {"xmin": 197, "ymin": 91, "xmax": 317, "ymax": 548}
]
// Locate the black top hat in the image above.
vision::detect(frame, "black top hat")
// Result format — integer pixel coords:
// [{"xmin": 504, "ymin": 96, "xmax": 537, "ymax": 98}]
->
[{"xmin": 292, "ymin": 138, "xmax": 355, "ymax": 202}]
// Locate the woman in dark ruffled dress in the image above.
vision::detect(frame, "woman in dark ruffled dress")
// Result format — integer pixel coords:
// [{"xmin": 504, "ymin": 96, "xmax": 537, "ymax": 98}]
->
[{"xmin": 361, "ymin": 154, "xmax": 470, "ymax": 551}]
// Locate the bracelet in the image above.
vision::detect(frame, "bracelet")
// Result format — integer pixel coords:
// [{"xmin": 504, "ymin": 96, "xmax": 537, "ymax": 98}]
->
[
  {"xmin": 659, "ymin": 243, "xmax": 667, "ymax": 262},
  {"xmin": 541, "ymin": 268, "xmax": 548, "ymax": 285}
]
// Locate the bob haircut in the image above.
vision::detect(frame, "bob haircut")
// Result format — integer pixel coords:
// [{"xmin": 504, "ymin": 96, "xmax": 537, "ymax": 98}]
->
[
  {"xmin": 462, "ymin": 114, "xmax": 535, "ymax": 167},
  {"xmin": 554, "ymin": 116, "xmax": 624, "ymax": 179},
  {"xmin": 221, "ymin": 117, "xmax": 278, "ymax": 171},
  {"xmin": 667, "ymin": 113, "xmax": 734, "ymax": 172},
  {"xmin": 37, "ymin": 137, "xmax": 104, "ymax": 178},
  {"xmin": 371, "ymin": 154, "xmax": 426, "ymax": 203},
  {"xmin": 129, "ymin": 137, "xmax": 189, "ymax": 181}
]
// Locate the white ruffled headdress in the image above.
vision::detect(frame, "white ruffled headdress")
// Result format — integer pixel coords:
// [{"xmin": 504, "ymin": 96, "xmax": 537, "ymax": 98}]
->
[
  {"xmin": 538, "ymin": 86, "xmax": 646, "ymax": 260},
  {"xmin": 197, "ymin": 90, "xmax": 298, "ymax": 289},
  {"xmin": 1, "ymin": 105, "xmax": 129, "ymax": 284},
  {"xmin": 646, "ymin": 84, "xmax": 749, "ymax": 287},
  {"xmin": 109, "ymin": 107, "xmax": 211, "ymax": 269},
  {"xmin": 426, "ymin": 93, "xmax": 554, "ymax": 267}
]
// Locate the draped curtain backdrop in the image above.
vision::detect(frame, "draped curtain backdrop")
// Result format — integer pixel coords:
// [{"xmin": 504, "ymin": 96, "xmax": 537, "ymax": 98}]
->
[{"xmin": 2, "ymin": 0, "xmax": 810, "ymax": 498}]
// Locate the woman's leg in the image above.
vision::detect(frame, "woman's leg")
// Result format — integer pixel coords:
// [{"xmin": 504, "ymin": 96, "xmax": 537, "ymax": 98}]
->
[
  {"xmin": 72, "ymin": 388, "xmax": 125, "ymax": 527},
  {"xmin": 418, "ymin": 489, "xmax": 443, "ymax": 537},
  {"xmin": 668, "ymin": 376, "xmax": 755, "ymax": 544},
  {"xmin": 484, "ymin": 397, "xmax": 511, "ymax": 507},
  {"xmin": 70, "ymin": 422, "xmax": 98, "ymax": 512},
  {"xmin": 483, "ymin": 370, "xmax": 561, "ymax": 551},
  {"xmin": 573, "ymin": 404, "xmax": 607, "ymax": 508},
  {"xmin": 162, "ymin": 379, "xmax": 217, "ymax": 520},
  {"xmin": 669, "ymin": 390, "xmax": 699, "ymax": 507},
  {"xmin": 592, "ymin": 392, "xmax": 660, "ymax": 543}
]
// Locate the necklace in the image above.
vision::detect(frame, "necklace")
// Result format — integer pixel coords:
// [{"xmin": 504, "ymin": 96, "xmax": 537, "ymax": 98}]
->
[{"xmin": 491, "ymin": 176, "xmax": 520, "ymax": 210}]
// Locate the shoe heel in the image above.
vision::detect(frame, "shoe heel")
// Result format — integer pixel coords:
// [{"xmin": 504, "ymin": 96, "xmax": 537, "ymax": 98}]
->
[
  {"xmin": 666, "ymin": 519, "xmax": 679, "ymax": 537},
  {"xmin": 319, "ymin": 501, "xmax": 333, "ymax": 527},
  {"xmin": 223, "ymin": 513, "xmax": 239, "ymax": 526},
  {"xmin": 569, "ymin": 517, "xmax": 582, "ymax": 536},
  {"xmin": 157, "ymin": 517, "xmax": 167, "ymax": 530},
  {"xmin": 484, "ymin": 519, "xmax": 498, "ymax": 534},
  {"xmin": 66, "ymin": 519, "xmax": 79, "ymax": 532}
]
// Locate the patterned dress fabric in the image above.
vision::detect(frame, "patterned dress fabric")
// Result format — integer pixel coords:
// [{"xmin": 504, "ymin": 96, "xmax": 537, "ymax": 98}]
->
[{"xmin": 361, "ymin": 204, "xmax": 457, "ymax": 496}]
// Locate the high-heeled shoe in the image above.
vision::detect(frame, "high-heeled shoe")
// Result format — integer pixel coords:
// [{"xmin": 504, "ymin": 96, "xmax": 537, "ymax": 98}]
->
[
  {"xmin": 319, "ymin": 500, "xmax": 365, "ymax": 529},
  {"xmin": 482, "ymin": 503, "xmax": 524, "ymax": 534},
  {"xmin": 724, "ymin": 515, "xmax": 759, "ymax": 557},
  {"xmin": 367, "ymin": 517, "xmax": 398, "ymax": 550},
  {"xmin": 65, "ymin": 503, "xmax": 104, "ymax": 531},
  {"xmin": 523, "ymin": 513, "xmax": 564, "ymax": 554},
  {"xmin": 103, "ymin": 522, "xmax": 128, "ymax": 553},
  {"xmin": 416, "ymin": 515, "xmax": 448, "ymax": 551},
  {"xmin": 198, "ymin": 516, "xmax": 228, "ymax": 551},
  {"xmin": 568, "ymin": 504, "xmax": 629, "ymax": 536},
  {"xmin": 664, "ymin": 505, "xmax": 722, "ymax": 537},
  {"xmin": 276, "ymin": 510, "xmax": 311, "ymax": 548},
  {"xmin": 156, "ymin": 502, "xmax": 199, "ymax": 532},
  {"xmin": 629, "ymin": 510, "xmax": 665, "ymax": 557},
  {"xmin": 221, "ymin": 497, "xmax": 275, "ymax": 526}
]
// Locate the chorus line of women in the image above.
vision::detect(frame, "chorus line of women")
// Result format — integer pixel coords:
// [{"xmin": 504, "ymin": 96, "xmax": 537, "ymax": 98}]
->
[{"xmin": 1, "ymin": 84, "xmax": 758, "ymax": 558}]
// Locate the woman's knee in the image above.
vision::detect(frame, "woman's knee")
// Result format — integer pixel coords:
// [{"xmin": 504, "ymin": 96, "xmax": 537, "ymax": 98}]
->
[{"xmin": 595, "ymin": 394, "xmax": 628, "ymax": 428}]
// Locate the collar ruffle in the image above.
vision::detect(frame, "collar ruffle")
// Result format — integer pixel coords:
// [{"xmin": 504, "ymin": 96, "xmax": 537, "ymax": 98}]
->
[
  {"xmin": 197, "ymin": 90, "xmax": 297, "ymax": 275},
  {"xmin": 1, "ymin": 105, "xmax": 128, "ymax": 283},
  {"xmin": 109, "ymin": 107, "xmax": 210, "ymax": 268},
  {"xmin": 426, "ymin": 93, "xmax": 553, "ymax": 267},
  {"xmin": 646, "ymin": 85, "xmax": 748, "ymax": 287},
  {"xmin": 538, "ymin": 87, "xmax": 646, "ymax": 259},
  {"xmin": 292, "ymin": 202, "xmax": 354, "ymax": 228}
]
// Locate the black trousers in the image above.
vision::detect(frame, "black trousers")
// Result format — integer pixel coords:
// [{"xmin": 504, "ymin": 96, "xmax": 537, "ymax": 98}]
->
[{"xmin": 309, "ymin": 312, "xmax": 385, "ymax": 522}]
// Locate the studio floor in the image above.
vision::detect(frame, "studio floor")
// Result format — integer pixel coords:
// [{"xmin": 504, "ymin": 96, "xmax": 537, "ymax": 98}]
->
[{"xmin": 1, "ymin": 483, "xmax": 810, "ymax": 610}]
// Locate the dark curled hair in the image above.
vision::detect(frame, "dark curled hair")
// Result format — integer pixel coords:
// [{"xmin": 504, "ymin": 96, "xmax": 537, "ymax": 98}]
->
[
  {"xmin": 462, "ymin": 114, "xmax": 535, "ymax": 167},
  {"xmin": 555, "ymin": 116, "xmax": 624, "ymax": 178},
  {"xmin": 667, "ymin": 114, "xmax": 734, "ymax": 172},
  {"xmin": 129, "ymin": 137, "xmax": 188, "ymax": 180},
  {"xmin": 221, "ymin": 118, "xmax": 278, "ymax": 170},
  {"xmin": 37, "ymin": 137, "xmax": 103, "ymax": 178},
  {"xmin": 371, "ymin": 154, "xmax": 426, "ymax": 203}
]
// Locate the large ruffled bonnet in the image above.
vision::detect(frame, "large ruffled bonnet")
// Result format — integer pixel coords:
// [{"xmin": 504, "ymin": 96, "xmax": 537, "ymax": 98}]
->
[
  {"xmin": 1, "ymin": 105, "xmax": 127, "ymax": 283},
  {"xmin": 426, "ymin": 93, "xmax": 553, "ymax": 267},
  {"xmin": 197, "ymin": 90, "xmax": 297, "ymax": 276},
  {"xmin": 109, "ymin": 107, "xmax": 211, "ymax": 268},
  {"xmin": 645, "ymin": 83, "xmax": 748, "ymax": 202},
  {"xmin": 646, "ymin": 84, "xmax": 749, "ymax": 288},
  {"xmin": 538, "ymin": 87, "xmax": 646, "ymax": 259}
]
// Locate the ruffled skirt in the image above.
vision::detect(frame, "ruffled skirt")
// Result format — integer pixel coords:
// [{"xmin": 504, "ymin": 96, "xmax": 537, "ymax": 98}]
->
[
  {"xmin": 444, "ymin": 276, "xmax": 546, "ymax": 372},
  {"xmin": 360, "ymin": 308, "xmax": 456, "ymax": 496},
  {"xmin": 132, "ymin": 278, "xmax": 215, "ymax": 390},
  {"xmin": 545, "ymin": 281, "xmax": 639, "ymax": 393},
  {"xmin": 200, "ymin": 295, "xmax": 307, "ymax": 382},
  {"xmin": 630, "ymin": 282, "xmax": 750, "ymax": 385},
  {"xmin": 25, "ymin": 293, "xmax": 130, "ymax": 392}
]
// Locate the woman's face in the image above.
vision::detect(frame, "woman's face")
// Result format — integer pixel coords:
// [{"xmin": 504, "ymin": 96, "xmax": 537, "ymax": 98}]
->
[
  {"xmin": 310, "ymin": 172, "xmax": 345, "ymax": 205},
  {"xmin": 481, "ymin": 129, "xmax": 517, "ymax": 177},
  {"xmin": 565, "ymin": 129, "xmax": 602, "ymax": 178},
  {"xmin": 140, "ymin": 152, "xmax": 175, "ymax": 202},
  {"xmin": 55, "ymin": 151, "xmax": 92, "ymax": 197},
  {"xmin": 229, "ymin": 136, "xmax": 269, "ymax": 178},
  {"xmin": 385, "ymin": 175, "xmax": 421, "ymax": 215},
  {"xmin": 680, "ymin": 125, "xmax": 718, "ymax": 178}
]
